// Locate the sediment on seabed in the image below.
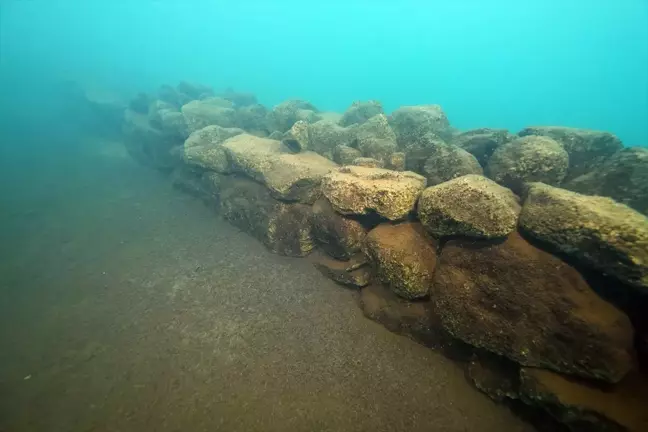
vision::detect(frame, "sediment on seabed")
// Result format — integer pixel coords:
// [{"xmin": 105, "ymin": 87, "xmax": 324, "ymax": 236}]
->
[{"xmin": 92, "ymin": 81, "xmax": 648, "ymax": 432}]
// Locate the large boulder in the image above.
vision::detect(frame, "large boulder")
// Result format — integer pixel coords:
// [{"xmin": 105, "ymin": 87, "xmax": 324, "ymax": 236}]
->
[
  {"xmin": 219, "ymin": 176, "xmax": 315, "ymax": 256},
  {"xmin": 310, "ymin": 197, "xmax": 367, "ymax": 260},
  {"xmin": 332, "ymin": 145, "xmax": 362, "ymax": 165},
  {"xmin": 122, "ymin": 109, "xmax": 179, "ymax": 170},
  {"xmin": 422, "ymin": 142, "xmax": 483, "ymax": 186},
  {"xmin": 182, "ymin": 125, "xmax": 245, "ymax": 173},
  {"xmin": 223, "ymin": 134, "xmax": 338, "ymax": 203},
  {"xmin": 282, "ymin": 120, "xmax": 310, "ymax": 153},
  {"xmin": 362, "ymin": 223, "xmax": 438, "ymax": 300},
  {"xmin": 339, "ymin": 100, "xmax": 384, "ymax": 127},
  {"xmin": 181, "ymin": 97, "xmax": 237, "ymax": 132},
  {"xmin": 389, "ymin": 105, "xmax": 451, "ymax": 145},
  {"xmin": 519, "ymin": 126, "xmax": 623, "ymax": 181},
  {"xmin": 321, "ymin": 166, "xmax": 427, "ymax": 221},
  {"xmin": 418, "ymin": 175, "xmax": 521, "ymax": 239},
  {"xmin": 432, "ymin": 232, "xmax": 634, "ymax": 383},
  {"xmin": 519, "ymin": 368, "xmax": 648, "ymax": 432},
  {"xmin": 308, "ymin": 120, "xmax": 356, "ymax": 159},
  {"xmin": 519, "ymin": 182, "xmax": 648, "ymax": 292},
  {"xmin": 396, "ymin": 132, "xmax": 448, "ymax": 174},
  {"xmin": 268, "ymin": 99, "xmax": 320, "ymax": 132},
  {"xmin": 486, "ymin": 135, "xmax": 569, "ymax": 191},
  {"xmin": 234, "ymin": 104, "xmax": 269, "ymax": 133},
  {"xmin": 565, "ymin": 147, "xmax": 648, "ymax": 215},
  {"xmin": 353, "ymin": 114, "xmax": 398, "ymax": 163},
  {"xmin": 452, "ymin": 128, "xmax": 513, "ymax": 167}
]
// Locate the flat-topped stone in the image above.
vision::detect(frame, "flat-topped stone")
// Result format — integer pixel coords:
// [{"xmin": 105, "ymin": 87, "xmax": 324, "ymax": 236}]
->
[
  {"xmin": 519, "ymin": 182, "xmax": 648, "ymax": 292},
  {"xmin": 321, "ymin": 166, "xmax": 427, "ymax": 221},
  {"xmin": 223, "ymin": 134, "xmax": 338, "ymax": 204}
]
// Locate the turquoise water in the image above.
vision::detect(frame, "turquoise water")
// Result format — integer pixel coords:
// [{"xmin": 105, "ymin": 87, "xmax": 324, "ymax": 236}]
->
[{"xmin": 1, "ymin": 1, "xmax": 647, "ymax": 145}]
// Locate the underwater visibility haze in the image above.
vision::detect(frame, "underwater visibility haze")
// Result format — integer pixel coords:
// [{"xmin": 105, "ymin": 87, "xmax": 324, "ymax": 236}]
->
[{"xmin": 1, "ymin": 1, "xmax": 648, "ymax": 431}]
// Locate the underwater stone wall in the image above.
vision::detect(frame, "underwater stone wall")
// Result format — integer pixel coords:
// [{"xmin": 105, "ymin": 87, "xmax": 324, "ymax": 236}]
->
[{"xmin": 117, "ymin": 81, "xmax": 648, "ymax": 431}]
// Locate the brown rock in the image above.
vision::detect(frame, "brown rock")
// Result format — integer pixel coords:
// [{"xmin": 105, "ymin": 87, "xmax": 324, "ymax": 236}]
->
[
  {"xmin": 310, "ymin": 252, "xmax": 371, "ymax": 288},
  {"xmin": 362, "ymin": 223, "xmax": 438, "ymax": 300},
  {"xmin": 310, "ymin": 197, "xmax": 367, "ymax": 260},
  {"xmin": 219, "ymin": 176, "xmax": 315, "ymax": 256},
  {"xmin": 321, "ymin": 166, "xmax": 427, "ymax": 221},
  {"xmin": 432, "ymin": 232, "xmax": 634, "ymax": 383}
]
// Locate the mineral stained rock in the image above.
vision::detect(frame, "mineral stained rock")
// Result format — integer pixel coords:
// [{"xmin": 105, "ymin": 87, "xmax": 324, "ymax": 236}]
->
[
  {"xmin": 519, "ymin": 182, "xmax": 648, "ymax": 292},
  {"xmin": 432, "ymin": 232, "xmax": 634, "ymax": 383},
  {"xmin": 451, "ymin": 128, "xmax": 513, "ymax": 167},
  {"xmin": 362, "ymin": 223, "xmax": 438, "ymax": 300},
  {"xmin": 418, "ymin": 175, "xmax": 520, "ymax": 239},
  {"xmin": 181, "ymin": 97, "xmax": 237, "ymax": 132},
  {"xmin": 223, "ymin": 134, "xmax": 338, "ymax": 204},
  {"xmin": 321, "ymin": 166, "xmax": 427, "ymax": 221},
  {"xmin": 565, "ymin": 147, "xmax": 648, "ymax": 215},
  {"xmin": 310, "ymin": 197, "xmax": 367, "ymax": 260},
  {"xmin": 389, "ymin": 104, "xmax": 451, "ymax": 145},
  {"xmin": 338, "ymin": 100, "xmax": 384, "ymax": 127},
  {"xmin": 422, "ymin": 142, "xmax": 483, "ymax": 186},
  {"xmin": 310, "ymin": 251, "xmax": 371, "ymax": 288},
  {"xmin": 486, "ymin": 135, "xmax": 569, "ymax": 191},
  {"xmin": 219, "ymin": 176, "xmax": 315, "ymax": 256},
  {"xmin": 519, "ymin": 126, "xmax": 623, "ymax": 181}
]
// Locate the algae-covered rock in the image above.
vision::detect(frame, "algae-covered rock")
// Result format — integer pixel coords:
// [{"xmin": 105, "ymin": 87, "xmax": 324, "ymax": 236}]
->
[
  {"xmin": 308, "ymin": 120, "xmax": 356, "ymax": 158},
  {"xmin": 219, "ymin": 176, "xmax": 315, "ymax": 256},
  {"xmin": 310, "ymin": 252, "xmax": 371, "ymax": 288},
  {"xmin": 519, "ymin": 126, "xmax": 623, "ymax": 181},
  {"xmin": 184, "ymin": 125, "xmax": 245, "ymax": 149},
  {"xmin": 362, "ymin": 223, "xmax": 438, "ymax": 300},
  {"xmin": 387, "ymin": 152, "xmax": 406, "ymax": 171},
  {"xmin": 282, "ymin": 120, "xmax": 310, "ymax": 153},
  {"xmin": 353, "ymin": 114, "xmax": 398, "ymax": 163},
  {"xmin": 352, "ymin": 157, "xmax": 383, "ymax": 168},
  {"xmin": 432, "ymin": 232, "xmax": 634, "ymax": 383},
  {"xmin": 333, "ymin": 145, "xmax": 362, "ymax": 165},
  {"xmin": 519, "ymin": 368, "xmax": 648, "ymax": 432},
  {"xmin": 182, "ymin": 125, "xmax": 245, "ymax": 173},
  {"xmin": 452, "ymin": 128, "xmax": 513, "ymax": 167},
  {"xmin": 422, "ymin": 143, "xmax": 483, "ymax": 186},
  {"xmin": 181, "ymin": 97, "xmax": 237, "ymax": 132},
  {"xmin": 389, "ymin": 105, "xmax": 451, "ymax": 145},
  {"xmin": 339, "ymin": 100, "xmax": 384, "ymax": 127},
  {"xmin": 418, "ymin": 175, "xmax": 520, "ymax": 239},
  {"xmin": 398, "ymin": 132, "xmax": 449, "ymax": 174},
  {"xmin": 122, "ymin": 109, "xmax": 179, "ymax": 170},
  {"xmin": 234, "ymin": 103, "xmax": 268, "ymax": 132},
  {"xmin": 311, "ymin": 197, "xmax": 367, "ymax": 260},
  {"xmin": 223, "ymin": 134, "xmax": 338, "ymax": 203},
  {"xmin": 487, "ymin": 135, "xmax": 569, "ymax": 191},
  {"xmin": 321, "ymin": 166, "xmax": 427, "ymax": 221},
  {"xmin": 519, "ymin": 182, "xmax": 648, "ymax": 292},
  {"xmin": 565, "ymin": 147, "xmax": 648, "ymax": 215},
  {"xmin": 268, "ymin": 99, "xmax": 319, "ymax": 132}
]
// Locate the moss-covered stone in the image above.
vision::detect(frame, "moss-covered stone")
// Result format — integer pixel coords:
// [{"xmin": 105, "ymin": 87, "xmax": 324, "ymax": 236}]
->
[
  {"xmin": 432, "ymin": 232, "xmax": 634, "ymax": 383},
  {"xmin": 452, "ymin": 128, "xmax": 513, "ymax": 167},
  {"xmin": 422, "ymin": 142, "xmax": 483, "ymax": 186},
  {"xmin": 418, "ymin": 175, "xmax": 520, "ymax": 239},
  {"xmin": 182, "ymin": 125, "xmax": 245, "ymax": 173},
  {"xmin": 389, "ymin": 105, "xmax": 451, "ymax": 145},
  {"xmin": 321, "ymin": 166, "xmax": 426, "ymax": 221},
  {"xmin": 181, "ymin": 98, "xmax": 237, "ymax": 132},
  {"xmin": 487, "ymin": 135, "xmax": 569, "ymax": 191},
  {"xmin": 565, "ymin": 147, "xmax": 648, "ymax": 215},
  {"xmin": 333, "ymin": 145, "xmax": 362, "ymax": 165},
  {"xmin": 219, "ymin": 176, "xmax": 315, "ymax": 256},
  {"xmin": 353, "ymin": 114, "xmax": 398, "ymax": 163},
  {"xmin": 268, "ymin": 99, "xmax": 320, "ymax": 132},
  {"xmin": 519, "ymin": 182, "xmax": 648, "ymax": 292},
  {"xmin": 339, "ymin": 100, "xmax": 384, "ymax": 127},
  {"xmin": 362, "ymin": 223, "xmax": 438, "ymax": 300},
  {"xmin": 308, "ymin": 120, "xmax": 356, "ymax": 159},
  {"xmin": 282, "ymin": 120, "xmax": 310, "ymax": 152},
  {"xmin": 519, "ymin": 126, "xmax": 623, "ymax": 181}
]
